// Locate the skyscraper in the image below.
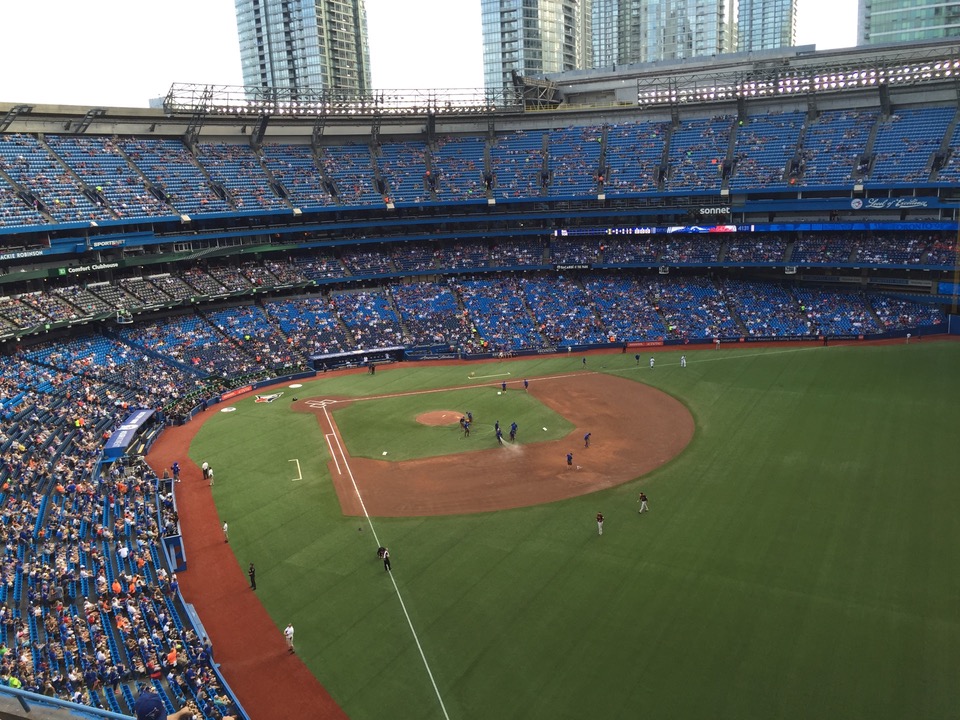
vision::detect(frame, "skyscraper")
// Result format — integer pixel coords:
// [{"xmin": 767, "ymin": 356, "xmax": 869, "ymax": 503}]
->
[
  {"xmin": 482, "ymin": 0, "xmax": 593, "ymax": 94},
  {"xmin": 592, "ymin": 0, "xmax": 645, "ymax": 67},
  {"xmin": 591, "ymin": 0, "xmax": 737, "ymax": 67},
  {"xmin": 737, "ymin": 0, "xmax": 795, "ymax": 52},
  {"xmin": 858, "ymin": 0, "xmax": 960, "ymax": 44},
  {"xmin": 235, "ymin": 0, "xmax": 372, "ymax": 94}
]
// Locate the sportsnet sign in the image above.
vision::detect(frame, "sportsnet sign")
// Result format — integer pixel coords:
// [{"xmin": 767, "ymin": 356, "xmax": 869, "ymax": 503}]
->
[{"xmin": 255, "ymin": 392, "xmax": 284, "ymax": 403}]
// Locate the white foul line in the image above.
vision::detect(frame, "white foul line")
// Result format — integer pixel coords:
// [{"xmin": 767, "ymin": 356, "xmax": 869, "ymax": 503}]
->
[
  {"xmin": 288, "ymin": 458, "xmax": 303, "ymax": 481},
  {"xmin": 324, "ymin": 435, "xmax": 342, "ymax": 475},
  {"xmin": 322, "ymin": 406, "xmax": 452, "ymax": 720},
  {"xmin": 467, "ymin": 371, "xmax": 511, "ymax": 379}
]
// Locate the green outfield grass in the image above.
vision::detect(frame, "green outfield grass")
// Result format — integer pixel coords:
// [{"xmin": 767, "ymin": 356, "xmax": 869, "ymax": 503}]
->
[
  {"xmin": 191, "ymin": 343, "xmax": 960, "ymax": 720},
  {"xmin": 332, "ymin": 386, "xmax": 574, "ymax": 460}
]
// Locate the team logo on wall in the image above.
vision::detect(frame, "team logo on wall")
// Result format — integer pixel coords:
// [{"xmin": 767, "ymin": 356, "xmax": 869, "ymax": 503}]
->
[
  {"xmin": 850, "ymin": 198, "xmax": 863, "ymax": 210},
  {"xmin": 254, "ymin": 392, "xmax": 284, "ymax": 403}
]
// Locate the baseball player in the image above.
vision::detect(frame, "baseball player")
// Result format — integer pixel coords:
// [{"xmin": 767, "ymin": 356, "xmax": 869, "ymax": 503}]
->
[{"xmin": 638, "ymin": 492, "xmax": 649, "ymax": 514}]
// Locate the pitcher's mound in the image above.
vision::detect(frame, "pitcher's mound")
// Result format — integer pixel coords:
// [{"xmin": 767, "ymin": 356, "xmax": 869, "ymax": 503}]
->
[{"xmin": 417, "ymin": 411, "xmax": 464, "ymax": 426}]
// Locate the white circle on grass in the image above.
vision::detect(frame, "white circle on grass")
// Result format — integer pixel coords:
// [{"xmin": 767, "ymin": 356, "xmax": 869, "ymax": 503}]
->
[
  {"xmin": 220, "ymin": 407, "xmax": 237, "ymax": 413},
  {"xmin": 289, "ymin": 383, "xmax": 303, "ymax": 388}
]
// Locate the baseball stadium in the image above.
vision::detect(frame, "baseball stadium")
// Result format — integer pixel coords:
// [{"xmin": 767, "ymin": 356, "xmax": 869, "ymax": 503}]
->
[{"xmin": 0, "ymin": 39, "xmax": 957, "ymax": 720}]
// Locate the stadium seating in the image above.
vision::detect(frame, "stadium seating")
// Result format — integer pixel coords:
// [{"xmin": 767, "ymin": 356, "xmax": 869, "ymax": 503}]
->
[
  {"xmin": 647, "ymin": 277, "xmax": 740, "ymax": 339},
  {"xmin": 332, "ymin": 290, "xmax": 404, "ymax": 348},
  {"xmin": 936, "ymin": 118, "xmax": 960, "ymax": 183},
  {"xmin": 431, "ymin": 136, "xmax": 485, "ymax": 201},
  {"xmin": 548, "ymin": 126, "xmax": 601, "ymax": 196},
  {"xmin": 867, "ymin": 107, "xmax": 954, "ymax": 184},
  {"xmin": 794, "ymin": 288, "xmax": 882, "ymax": 335},
  {"xmin": 0, "ymin": 134, "xmax": 113, "ymax": 224},
  {"xmin": 259, "ymin": 143, "xmax": 334, "ymax": 209},
  {"xmin": 0, "ymin": 100, "xmax": 957, "ymax": 231},
  {"xmin": 665, "ymin": 116, "xmax": 733, "ymax": 191},
  {"xmin": 263, "ymin": 296, "xmax": 356, "ymax": 357},
  {"xmin": 582, "ymin": 274, "xmax": 667, "ymax": 342},
  {"xmin": 490, "ymin": 130, "xmax": 546, "ymax": 200},
  {"xmin": 194, "ymin": 142, "xmax": 287, "ymax": 211},
  {"xmin": 44, "ymin": 135, "xmax": 173, "ymax": 219},
  {"xmin": 453, "ymin": 277, "xmax": 545, "ymax": 352},
  {"xmin": 603, "ymin": 120, "xmax": 669, "ymax": 194},
  {"xmin": 790, "ymin": 235, "xmax": 855, "ymax": 264},
  {"xmin": 390, "ymin": 281, "xmax": 475, "ymax": 349},
  {"xmin": 721, "ymin": 279, "xmax": 813, "ymax": 337},
  {"xmin": 377, "ymin": 140, "xmax": 428, "ymax": 203},
  {"xmin": 730, "ymin": 112, "xmax": 805, "ymax": 189},
  {"xmin": 3, "ymin": 88, "xmax": 959, "ymax": 720},
  {"xmin": 796, "ymin": 109, "xmax": 879, "ymax": 187},
  {"xmin": 320, "ymin": 144, "xmax": 381, "ymax": 206},
  {"xmin": 521, "ymin": 276, "xmax": 608, "ymax": 346},
  {"xmin": 119, "ymin": 138, "xmax": 232, "ymax": 215}
]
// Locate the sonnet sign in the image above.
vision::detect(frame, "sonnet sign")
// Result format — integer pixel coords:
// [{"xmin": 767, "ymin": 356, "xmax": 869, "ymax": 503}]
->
[{"xmin": 699, "ymin": 207, "xmax": 730, "ymax": 215}]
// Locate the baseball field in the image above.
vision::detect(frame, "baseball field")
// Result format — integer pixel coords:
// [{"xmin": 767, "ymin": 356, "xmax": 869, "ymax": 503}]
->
[{"xmin": 171, "ymin": 340, "xmax": 960, "ymax": 720}]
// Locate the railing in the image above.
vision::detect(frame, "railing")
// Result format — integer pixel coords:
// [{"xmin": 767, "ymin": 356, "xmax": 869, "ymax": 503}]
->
[{"xmin": 164, "ymin": 83, "xmax": 523, "ymax": 117}]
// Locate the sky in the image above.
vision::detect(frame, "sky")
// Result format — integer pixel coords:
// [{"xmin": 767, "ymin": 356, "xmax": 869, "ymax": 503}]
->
[{"xmin": 0, "ymin": 0, "xmax": 857, "ymax": 108}]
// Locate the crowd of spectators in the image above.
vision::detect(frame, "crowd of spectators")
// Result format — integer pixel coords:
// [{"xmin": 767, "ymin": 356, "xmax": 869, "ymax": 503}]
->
[
  {"xmin": 0, "ymin": 106, "xmax": 959, "ymax": 230},
  {"xmin": 489, "ymin": 240, "xmax": 545, "ymax": 267},
  {"xmin": 195, "ymin": 143, "xmax": 286, "ymax": 212},
  {"xmin": 870, "ymin": 295, "xmax": 946, "ymax": 330},
  {"xmin": 794, "ymin": 289, "xmax": 882, "ymax": 335},
  {"xmin": 290, "ymin": 253, "xmax": 348, "ymax": 283},
  {"xmin": 391, "ymin": 243, "xmax": 438, "ymax": 272},
  {"xmin": 332, "ymin": 290, "xmax": 404, "ymax": 348},
  {"xmin": 263, "ymin": 296, "xmax": 354, "ymax": 357},
  {"xmin": 647, "ymin": 277, "xmax": 741, "ymax": 339},
  {"xmin": 341, "ymin": 247, "xmax": 396, "ymax": 277},
  {"xmin": 722, "ymin": 237, "xmax": 788, "ymax": 264},
  {"xmin": 0, "ymin": 256, "xmax": 947, "ymax": 719},
  {"xmin": 320, "ymin": 144, "xmax": 381, "ymax": 206},
  {"xmin": 659, "ymin": 238, "xmax": 722, "ymax": 264},
  {"xmin": 582, "ymin": 275, "xmax": 667, "ymax": 342},
  {"xmin": 0, "ymin": 338, "xmax": 238, "ymax": 718},
  {"xmin": 867, "ymin": 108, "xmax": 954, "ymax": 185},
  {"xmin": 119, "ymin": 139, "xmax": 231, "ymax": 216},
  {"xmin": 521, "ymin": 277, "xmax": 608, "ymax": 346},
  {"xmin": 452, "ymin": 277, "xmax": 545, "ymax": 353},
  {"xmin": 389, "ymin": 282, "xmax": 476, "ymax": 349},
  {"xmin": 599, "ymin": 237, "xmax": 661, "ymax": 264},
  {"xmin": 790, "ymin": 235, "xmax": 855, "ymax": 264},
  {"xmin": 550, "ymin": 239, "xmax": 603, "ymax": 265},
  {"xmin": 205, "ymin": 306, "xmax": 307, "ymax": 375},
  {"xmin": 720, "ymin": 279, "xmax": 813, "ymax": 337},
  {"xmin": 0, "ymin": 242, "xmax": 949, "ymax": 361}
]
